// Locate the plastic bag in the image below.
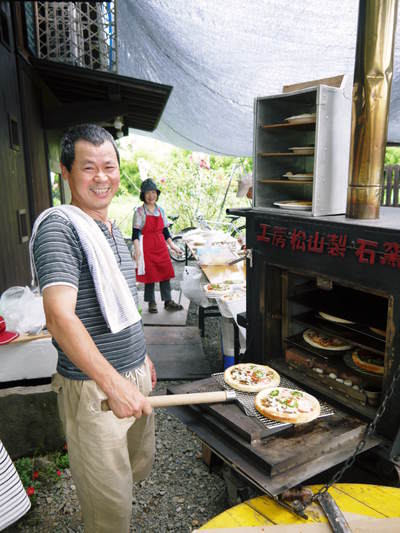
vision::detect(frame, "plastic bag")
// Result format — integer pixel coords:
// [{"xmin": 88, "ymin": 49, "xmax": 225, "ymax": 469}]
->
[
  {"xmin": 0, "ymin": 286, "xmax": 46, "ymax": 335},
  {"xmin": 180, "ymin": 266, "xmax": 212, "ymax": 308},
  {"xmin": 236, "ymin": 172, "xmax": 252, "ymax": 198}
]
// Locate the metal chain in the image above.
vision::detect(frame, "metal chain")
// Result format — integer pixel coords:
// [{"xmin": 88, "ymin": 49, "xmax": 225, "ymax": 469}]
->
[{"xmin": 310, "ymin": 363, "xmax": 400, "ymax": 503}]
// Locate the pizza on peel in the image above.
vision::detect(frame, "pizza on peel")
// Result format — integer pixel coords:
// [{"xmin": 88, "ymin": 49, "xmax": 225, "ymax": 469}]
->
[
  {"xmin": 352, "ymin": 349, "xmax": 384, "ymax": 375},
  {"xmin": 255, "ymin": 387, "xmax": 321, "ymax": 424},
  {"xmin": 224, "ymin": 363, "xmax": 280, "ymax": 393},
  {"xmin": 303, "ymin": 329, "xmax": 353, "ymax": 351}
]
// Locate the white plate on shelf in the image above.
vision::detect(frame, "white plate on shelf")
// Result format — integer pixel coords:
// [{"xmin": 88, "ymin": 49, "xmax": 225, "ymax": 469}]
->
[
  {"xmin": 284, "ymin": 113, "xmax": 316, "ymax": 124},
  {"xmin": 273, "ymin": 200, "xmax": 312, "ymax": 211},
  {"xmin": 283, "ymin": 172, "xmax": 314, "ymax": 181},
  {"xmin": 289, "ymin": 146, "xmax": 315, "ymax": 155}
]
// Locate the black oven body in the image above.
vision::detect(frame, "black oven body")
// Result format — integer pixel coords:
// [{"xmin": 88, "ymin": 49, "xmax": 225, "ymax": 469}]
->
[
  {"xmin": 169, "ymin": 208, "xmax": 400, "ymax": 497},
  {"xmin": 239, "ymin": 206, "xmax": 400, "ymax": 460}
]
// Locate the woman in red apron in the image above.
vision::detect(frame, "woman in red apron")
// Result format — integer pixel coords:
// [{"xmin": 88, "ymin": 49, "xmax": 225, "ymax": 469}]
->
[{"xmin": 132, "ymin": 179, "xmax": 183, "ymax": 313}]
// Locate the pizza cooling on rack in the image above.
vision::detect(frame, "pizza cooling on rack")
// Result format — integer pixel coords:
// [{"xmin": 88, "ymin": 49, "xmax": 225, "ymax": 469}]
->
[
  {"xmin": 203, "ymin": 283, "xmax": 230, "ymax": 297},
  {"xmin": 224, "ymin": 363, "xmax": 280, "ymax": 393},
  {"xmin": 352, "ymin": 349, "xmax": 384, "ymax": 375},
  {"xmin": 303, "ymin": 329, "xmax": 353, "ymax": 351},
  {"xmin": 255, "ymin": 387, "xmax": 321, "ymax": 424}
]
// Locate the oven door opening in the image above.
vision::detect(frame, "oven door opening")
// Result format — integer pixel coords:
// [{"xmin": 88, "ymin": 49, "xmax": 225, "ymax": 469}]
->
[{"xmin": 269, "ymin": 269, "xmax": 390, "ymax": 421}]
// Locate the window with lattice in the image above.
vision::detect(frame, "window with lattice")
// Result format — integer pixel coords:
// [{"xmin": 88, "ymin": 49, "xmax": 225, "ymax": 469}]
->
[{"xmin": 35, "ymin": 1, "xmax": 117, "ymax": 72}]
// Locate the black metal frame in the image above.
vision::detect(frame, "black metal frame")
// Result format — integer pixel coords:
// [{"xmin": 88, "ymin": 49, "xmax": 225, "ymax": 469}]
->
[
  {"xmin": 167, "ymin": 207, "xmax": 400, "ymax": 499},
  {"xmin": 233, "ymin": 206, "xmax": 400, "ymax": 459},
  {"xmin": 198, "ymin": 305, "xmax": 220, "ymax": 338}
]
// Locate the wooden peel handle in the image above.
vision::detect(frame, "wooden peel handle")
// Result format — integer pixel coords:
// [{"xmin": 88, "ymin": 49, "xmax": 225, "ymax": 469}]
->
[{"xmin": 100, "ymin": 390, "xmax": 233, "ymax": 411}]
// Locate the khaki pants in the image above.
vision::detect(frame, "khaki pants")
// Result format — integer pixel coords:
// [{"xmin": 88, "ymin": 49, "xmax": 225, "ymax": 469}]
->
[{"xmin": 52, "ymin": 360, "xmax": 155, "ymax": 533}]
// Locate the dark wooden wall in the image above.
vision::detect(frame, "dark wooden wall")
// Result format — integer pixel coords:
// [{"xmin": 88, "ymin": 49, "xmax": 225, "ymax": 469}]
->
[
  {"xmin": 18, "ymin": 56, "xmax": 51, "ymax": 221},
  {"xmin": 0, "ymin": 2, "xmax": 31, "ymax": 292},
  {"xmin": 0, "ymin": 2, "xmax": 51, "ymax": 293}
]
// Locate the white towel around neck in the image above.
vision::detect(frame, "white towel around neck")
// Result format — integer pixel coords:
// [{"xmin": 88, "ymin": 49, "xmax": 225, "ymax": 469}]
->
[{"xmin": 29, "ymin": 205, "xmax": 141, "ymax": 333}]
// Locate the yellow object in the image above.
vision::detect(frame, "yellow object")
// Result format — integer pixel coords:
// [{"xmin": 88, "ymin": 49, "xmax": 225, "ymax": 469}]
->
[{"xmin": 198, "ymin": 484, "xmax": 400, "ymax": 529}]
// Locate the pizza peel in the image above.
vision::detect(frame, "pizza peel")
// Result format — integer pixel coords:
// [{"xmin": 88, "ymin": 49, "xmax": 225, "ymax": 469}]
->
[
  {"xmin": 100, "ymin": 380, "xmax": 332, "ymax": 427},
  {"xmin": 100, "ymin": 390, "xmax": 237, "ymax": 411}
]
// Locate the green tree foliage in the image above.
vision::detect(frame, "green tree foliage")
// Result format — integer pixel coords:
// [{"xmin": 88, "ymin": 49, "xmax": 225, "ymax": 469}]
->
[
  {"xmin": 385, "ymin": 147, "xmax": 400, "ymax": 165},
  {"xmin": 118, "ymin": 151, "xmax": 150, "ymax": 196},
  {"xmin": 111, "ymin": 136, "xmax": 252, "ymax": 236}
]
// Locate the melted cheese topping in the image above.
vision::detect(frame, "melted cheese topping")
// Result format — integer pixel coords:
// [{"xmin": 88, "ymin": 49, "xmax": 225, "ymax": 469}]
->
[
  {"xmin": 231, "ymin": 365, "xmax": 275, "ymax": 386},
  {"xmin": 306, "ymin": 329, "xmax": 346, "ymax": 347},
  {"xmin": 261, "ymin": 389, "xmax": 313, "ymax": 414}
]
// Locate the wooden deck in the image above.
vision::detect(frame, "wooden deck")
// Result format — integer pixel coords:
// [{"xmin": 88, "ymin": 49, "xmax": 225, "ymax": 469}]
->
[{"xmin": 144, "ymin": 326, "xmax": 210, "ymax": 380}]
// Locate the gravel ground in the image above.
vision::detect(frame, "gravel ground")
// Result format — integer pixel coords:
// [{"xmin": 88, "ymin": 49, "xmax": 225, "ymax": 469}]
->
[{"xmin": 6, "ymin": 262, "xmax": 232, "ymax": 533}]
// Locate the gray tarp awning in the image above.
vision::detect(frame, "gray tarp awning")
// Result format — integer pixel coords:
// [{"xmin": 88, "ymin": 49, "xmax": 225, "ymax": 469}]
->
[{"xmin": 118, "ymin": 1, "xmax": 400, "ymax": 155}]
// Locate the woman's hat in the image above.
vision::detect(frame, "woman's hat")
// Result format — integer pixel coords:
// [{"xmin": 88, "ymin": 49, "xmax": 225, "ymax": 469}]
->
[
  {"xmin": 140, "ymin": 178, "xmax": 160, "ymax": 194},
  {"xmin": 0, "ymin": 316, "xmax": 19, "ymax": 345}
]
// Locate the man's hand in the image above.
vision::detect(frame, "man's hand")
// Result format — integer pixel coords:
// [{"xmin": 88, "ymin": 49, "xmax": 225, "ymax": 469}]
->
[
  {"xmin": 107, "ymin": 374, "xmax": 152, "ymax": 419},
  {"xmin": 147, "ymin": 355, "xmax": 157, "ymax": 389}
]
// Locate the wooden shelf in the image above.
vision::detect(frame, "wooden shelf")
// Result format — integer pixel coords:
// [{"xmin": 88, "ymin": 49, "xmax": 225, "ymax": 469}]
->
[
  {"xmin": 254, "ymin": 86, "xmax": 351, "ymax": 214},
  {"xmin": 260, "ymin": 121, "xmax": 316, "ymax": 130},
  {"xmin": 258, "ymin": 179, "xmax": 313, "ymax": 184}
]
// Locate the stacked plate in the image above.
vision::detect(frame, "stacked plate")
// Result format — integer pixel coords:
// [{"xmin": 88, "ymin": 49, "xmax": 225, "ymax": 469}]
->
[
  {"xmin": 273, "ymin": 200, "xmax": 312, "ymax": 211},
  {"xmin": 283, "ymin": 172, "xmax": 313, "ymax": 182},
  {"xmin": 289, "ymin": 146, "xmax": 314, "ymax": 155},
  {"xmin": 284, "ymin": 113, "xmax": 316, "ymax": 125}
]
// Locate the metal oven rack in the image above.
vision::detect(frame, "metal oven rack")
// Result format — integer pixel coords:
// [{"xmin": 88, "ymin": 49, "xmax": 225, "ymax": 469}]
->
[{"xmin": 212, "ymin": 372, "xmax": 334, "ymax": 429}]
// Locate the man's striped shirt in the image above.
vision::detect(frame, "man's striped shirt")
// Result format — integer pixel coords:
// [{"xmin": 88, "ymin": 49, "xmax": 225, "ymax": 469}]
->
[{"xmin": 33, "ymin": 213, "xmax": 146, "ymax": 380}]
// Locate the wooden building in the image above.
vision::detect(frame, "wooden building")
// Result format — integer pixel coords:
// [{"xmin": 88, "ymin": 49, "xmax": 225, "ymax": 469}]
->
[{"xmin": 0, "ymin": 1, "xmax": 171, "ymax": 293}]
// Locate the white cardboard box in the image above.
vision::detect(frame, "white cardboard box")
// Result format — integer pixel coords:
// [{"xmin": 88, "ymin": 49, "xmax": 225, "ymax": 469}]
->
[{"xmin": 0, "ymin": 338, "xmax": 57, "ymax": 382}]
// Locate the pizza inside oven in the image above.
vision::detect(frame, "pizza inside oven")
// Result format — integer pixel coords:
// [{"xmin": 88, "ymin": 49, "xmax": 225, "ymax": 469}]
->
[
  {"xmin": 352, "ymin": 349, "xmax": 384, "ymax": 375},
  {"xmin": 303, "ymin": 328, "xmax": 353, "ymax": 351}
]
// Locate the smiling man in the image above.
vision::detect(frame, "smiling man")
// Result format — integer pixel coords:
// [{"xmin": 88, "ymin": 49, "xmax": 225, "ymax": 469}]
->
[{"xmin": 31, "ymin": 124, "xmax": 156, "ymax": 533}]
